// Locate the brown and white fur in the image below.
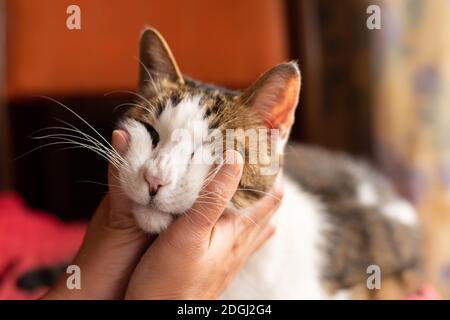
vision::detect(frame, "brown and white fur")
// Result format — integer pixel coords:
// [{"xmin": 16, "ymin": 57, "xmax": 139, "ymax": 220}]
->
[{"xmin": 117, "ymin": 28, "xmax": 422, "ymax": 299}]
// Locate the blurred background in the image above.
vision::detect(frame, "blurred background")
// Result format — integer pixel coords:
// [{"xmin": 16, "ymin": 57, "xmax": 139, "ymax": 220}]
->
[{"xmin": 1, "ymin": 0, "xmax": 450, "ymax": 298}]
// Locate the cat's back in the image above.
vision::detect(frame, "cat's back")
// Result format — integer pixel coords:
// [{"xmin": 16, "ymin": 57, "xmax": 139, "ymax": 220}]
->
[
  {"xmin": 283, "ymin": 143, "xmax": 396, "ymax": 205},
  {"xmin": 283, "ymin": 143, "xmax": 423, "ymax": 299}
]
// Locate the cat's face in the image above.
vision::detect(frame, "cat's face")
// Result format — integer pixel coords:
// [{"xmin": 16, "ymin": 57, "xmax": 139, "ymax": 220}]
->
[{"xmin": 117, "ymin": 28, "xmax": 301, "ymax": 233}]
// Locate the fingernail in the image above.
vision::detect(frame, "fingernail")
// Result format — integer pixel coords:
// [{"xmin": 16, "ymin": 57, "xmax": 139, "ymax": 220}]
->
[
  {"xmin": 274, "ymin": 170, "xmax": 284, "ymax": 189},
  {"xmin": 224, "ymin": 150, "xmax": 244, "ymax": 164},
  {"xmin": 112, "ymin": 130, "xmax": 129, "ymax": 155},
  {"xmin": 222, "ymin": 150, "xmax": 243, "ymax": 175}
]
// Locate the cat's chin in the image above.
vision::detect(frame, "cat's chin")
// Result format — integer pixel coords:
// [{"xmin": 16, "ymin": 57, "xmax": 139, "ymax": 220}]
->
[{"xmin": 132, "ymin": 204, "xmax": 174, "ymax": 234}]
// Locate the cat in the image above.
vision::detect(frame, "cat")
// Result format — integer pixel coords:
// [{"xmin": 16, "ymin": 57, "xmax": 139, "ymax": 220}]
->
[{"xmin": 116, "ymin": 27, "xmax": 422, "ymax": 299}]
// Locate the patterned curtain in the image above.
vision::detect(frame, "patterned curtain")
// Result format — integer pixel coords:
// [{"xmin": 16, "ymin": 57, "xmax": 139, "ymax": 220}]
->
[
  {"xmin": 291, "ymin": 0, "xmax": 450, "ymax": 297},
  {"xmin": 373, "ymin": 0, "xmax": 450, "ymax": 297}
]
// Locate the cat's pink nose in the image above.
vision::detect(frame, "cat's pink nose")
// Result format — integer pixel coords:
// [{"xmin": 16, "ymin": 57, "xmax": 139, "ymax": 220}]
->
[{"xmin": 144, "ymin": 174, "xmax": 168, "ymax": 196}]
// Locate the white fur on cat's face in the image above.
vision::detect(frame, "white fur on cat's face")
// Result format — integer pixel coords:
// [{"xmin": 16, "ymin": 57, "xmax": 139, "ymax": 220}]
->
[{"xmin": 118, "ymin": 95, "xmax": 216, "ymax": 233}]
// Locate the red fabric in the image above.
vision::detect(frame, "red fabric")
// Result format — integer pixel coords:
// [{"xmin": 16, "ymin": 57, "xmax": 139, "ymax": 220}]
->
[
  {"xmin": 0, "ymin": 192, "xmax": 440, "ymax": 300},
  {"xmin": 0, "ymin": 193, "xmax": 87, "ymax": 299},
  {"xmin": 406, "ymin": 284, "xmax": 441, "ymax": 300}
]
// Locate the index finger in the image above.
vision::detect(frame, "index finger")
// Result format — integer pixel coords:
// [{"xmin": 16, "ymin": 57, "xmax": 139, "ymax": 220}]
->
[
  {"xmin": 170, "ymin": 150, "xmax": 243, "ymax": 236},
  {"xmin": 241, "ymin": 170, "xmax": 284, "ymax": 228}
]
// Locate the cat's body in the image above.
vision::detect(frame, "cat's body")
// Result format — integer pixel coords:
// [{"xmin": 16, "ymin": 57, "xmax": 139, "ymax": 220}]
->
[
  {"xmin": 222, "ymin": 145, "xmax": 421, "ymax": 299},
  {"xmin": 116, "ymin": 28, "xmax": 422, "ymax": 299},
  {"xmin": 222, "ymin": 169, "xmax": 327, "ymax": 299}
]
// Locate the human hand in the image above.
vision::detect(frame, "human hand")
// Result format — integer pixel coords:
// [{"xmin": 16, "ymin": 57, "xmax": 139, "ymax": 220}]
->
[
  {"xmin": 43, "ymin": 131, "xmax": 148, "ymax": 299},
  {"xmin": 124, "ymin": 150, "xmax": 283, "ymax": 299},
  {"xmin": 43, "ymin": 130, "xmax": 283, "ymax": 300}
]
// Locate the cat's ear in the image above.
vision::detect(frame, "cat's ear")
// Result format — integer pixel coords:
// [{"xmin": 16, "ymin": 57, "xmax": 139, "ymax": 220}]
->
[
  {"xmin": 240, "ymin": 62, "xmax": 301, "ymax": 140},
  {"xmin": 138, "ymin": 27, "xmax": 184, "ymax": 90}
]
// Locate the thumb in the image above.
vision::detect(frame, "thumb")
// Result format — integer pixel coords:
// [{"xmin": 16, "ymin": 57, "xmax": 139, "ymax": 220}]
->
[
  {"xmin": 108, "ymin": 129, "xmax": 128, "ymax": 198},
  {"xmin": 105, "ymin": 129, "xmax": 136, "ymax": 229},
  {"xmin": 170, "ymin": 149, "xmax": 243, "ymax": 236},
  {"xmin": 45, "ymin": 130, "xmax": 147, "ymax": 299},
  {"xmin": 108, "ymin": 130, "xmax": 130, "ymax": 215}
]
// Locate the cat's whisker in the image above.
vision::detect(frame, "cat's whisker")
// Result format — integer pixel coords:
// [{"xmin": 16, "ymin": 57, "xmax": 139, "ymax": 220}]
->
[
  {"xmin": 54, "ymin": 118, "xmax": 127, "ymax": 166},
  {"xmin": 227, "ymin": 209, "xmax": 260, "ymax": 228},
  {"xmin": 199, "ymin": 174, "xmax": 218, "ymax": 191},
  {"xmin": 199, "ymin": 163, "xmax": 224, "ymax": 192},
  {"xmin": 105, "ymin": 89, "xmax": 158, "ymax": 115},
  {"xmin": 108, "ymin": 169, "xmax": 129, "ymax": 186},
  {"xmin": 113, "ymin": 102, "xmax": 152, "ymax": 113},
  {"xmin": 181, "ymin": 210, "xmax": 195, "ymax": 227},
  {"xmin": 195, "ymin": 195, "xmax": 228, "ymax": 204},
  {"xmin": 38, "ymin": 96, "xmax": 122, "ymax": 163},
  {"xmin": 33, "ymin": 132, "xmax": 105, "ymax": 149},
  {"xmin": 26, "ymin": 99, "xmax": 128, "ymax": 170},
  {"xmin": 194, "ymin": 200, "xmax": 231, "ymax": 208},
  {"xmin": 105, "ymin": 190, "xmax": 128, "ymax": 197},
  {"xmin": 197, "ymin": 189, "xmax": 228, "ymax": 199},
  {"xmin": 187, "ymin": 206, "xmax": 214, "ymax": 228},
  {"xmin": 36, "ymin": 133, "xmax": 124, "ymax": 169},
  {"xmin": 31, "ymin": 119, "xmax": 104, "ymax": 151},
  {"xmin": 43, "ymin": 135, "xmax": 124, "ymax": 168},
  {"xmin": 203, "ymin": 165, "xmax": 221, "ymax": 180},
  {"xmin": 15, "ymin": 141, "xmax": 116, "ymax": 168},
  {"xmin": 196, "ymin": 193, "xmax": 223, "ymax": 200},
  {"xmin": 58, "ymin": 144, "xmax": 122, "ymax": 170},
  {"xmin": 235, "ymin": 188, "xmax": 281, "ymax": 201},
  {"xmin": 77, "ymin": 180, "xmax": 122, "ymax": 188},
  {"xmin": 193, "ymin": 199, "xmax": 262, "ymax": 228},
  {"xmin": 201, "ymin": 170, "xmax": 220, "ymax": 188},
  {"xmin": 202, "ymin": 186, "xmax": 281, "ymax": 202},
  {"xmin": 136, "ymin": 56, "xmax": 164, "ymax": 102},
  {"xmin": 33, "ymin": 120, "xmax": 129, "ymax": 169}
]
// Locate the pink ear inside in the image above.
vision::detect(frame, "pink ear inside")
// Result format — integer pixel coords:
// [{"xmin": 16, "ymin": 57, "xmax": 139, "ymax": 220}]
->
[
  {"xmin": 247, "ymin": 64, "xmax": 301, "ymax": 139},
  {"xmin": 267, "ymin": 75, "xmax": 301, "ymax": 135}
]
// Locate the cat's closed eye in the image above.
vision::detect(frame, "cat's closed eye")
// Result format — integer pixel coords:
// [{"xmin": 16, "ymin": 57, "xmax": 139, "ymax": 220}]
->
[
  {"xmin": 170, "ymin": 95, "xmax": 181, "ymax": 107},
  {"xmin": 138, "ymin": 120, "xmax": 159, "ymax": 147}
]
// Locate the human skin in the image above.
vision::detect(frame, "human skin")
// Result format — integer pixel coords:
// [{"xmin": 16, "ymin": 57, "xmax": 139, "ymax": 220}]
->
[{"xmin": 43, "ymin": 130, "xmax": 283, "ymax": 299}]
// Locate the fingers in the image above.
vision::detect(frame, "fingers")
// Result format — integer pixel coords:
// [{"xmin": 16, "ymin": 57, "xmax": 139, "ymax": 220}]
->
[
  {"xmin": 210, "ymin": 171, "xmax": 283, "ymax": 253},
  {"xmin": 171, "ymin": 150, "xmax": 243, "ymax": 236},
  {"xmin": 244, "ymin": 171, "xmax": 283, "ymax": 228},
  {"xmin": 112, "ymin": 129, "xmax": 129, "ymax": 155},
  {"xmin": 45, "ymin": 130, "xmax": 148, "ymax": 299},
  {"xmin": 249, "ymin": 223, "xmax": 276, "ymax": 255},
  {"xmin": 105, "ymin": 129, "xmax": 136, "ymax": 229},
  {"xmin": 222, "ymin": 171, "xmax": 283, "ymax": 238},
  {"xmin": 108, "ymin": 130, "xmax": 128, "ymax": 197}
]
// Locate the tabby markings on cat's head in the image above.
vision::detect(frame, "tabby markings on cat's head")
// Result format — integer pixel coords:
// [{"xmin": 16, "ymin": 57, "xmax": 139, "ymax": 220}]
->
[{"xmin": 117, "ymin": 27, "xmax": 301, "ymax": 233}]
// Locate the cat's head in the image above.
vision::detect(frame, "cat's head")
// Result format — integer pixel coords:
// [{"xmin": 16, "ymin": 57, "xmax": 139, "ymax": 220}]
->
[{"xmin": 117, "ymin": 28, "xmax": 301, "ymax": 233}]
